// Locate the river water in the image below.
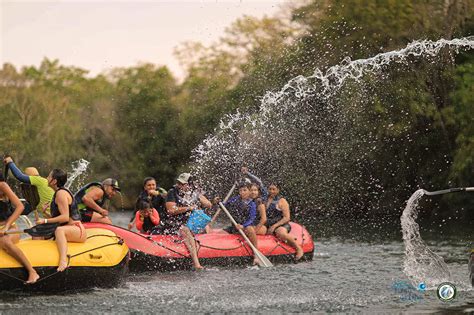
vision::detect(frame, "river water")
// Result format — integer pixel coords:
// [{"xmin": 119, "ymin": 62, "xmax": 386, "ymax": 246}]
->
[{"xmin": 0, "ymin": 211, "xmax": 472, "ymax": 314}]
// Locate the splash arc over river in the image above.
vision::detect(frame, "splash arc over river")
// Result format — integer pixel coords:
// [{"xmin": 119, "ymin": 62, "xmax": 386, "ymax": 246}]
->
[{"xmin": 191, "ymin": 37, "xmax": 474, "ymax": 218}]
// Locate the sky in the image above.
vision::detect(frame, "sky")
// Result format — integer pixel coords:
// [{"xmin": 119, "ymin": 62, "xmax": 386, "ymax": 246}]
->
[{"xmin": 1, "ymin": 0, "xmax": 286, "ymax": 79}]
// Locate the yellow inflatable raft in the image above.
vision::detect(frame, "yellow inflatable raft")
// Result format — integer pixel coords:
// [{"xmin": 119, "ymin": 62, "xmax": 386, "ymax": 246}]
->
[{"xmin": 0, "ymin": 228, "xmax": 129, "ymax": 292}]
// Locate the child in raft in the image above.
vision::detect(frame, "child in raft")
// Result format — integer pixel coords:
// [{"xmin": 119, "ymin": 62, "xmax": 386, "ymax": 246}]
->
[
  {"xmin": 134, "ymin": 200, "xmax": 160, "ymax": 234},
  {"xmin": 223, "ymin": 181, "xmax": 260, "ymax": 265}
]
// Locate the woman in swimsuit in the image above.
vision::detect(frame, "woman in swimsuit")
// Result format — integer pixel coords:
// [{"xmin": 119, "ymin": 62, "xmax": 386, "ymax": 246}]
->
[
  {"xmin": 265, "ymin": 183, "xmax": 304, "ymax": 260},
  {"xmin": 36, "ymin": 169, "xmax": 86, "ymax": 271}
]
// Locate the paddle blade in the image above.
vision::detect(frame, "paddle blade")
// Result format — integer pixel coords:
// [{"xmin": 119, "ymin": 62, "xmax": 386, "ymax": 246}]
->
[
  {"xmin": 254, "ymin": 250, "xmax": 273, "ymax": 268},
  {"xmin": 236, "ymin": 229, "xmax": 273, "ymax": 268},
  {"xmin": 219, "ymin": 202, "xmax": 273, "ymax": 267},
  {"xmin": 24, "ymin": 223, "xmax": 59, "ymax": 237}
]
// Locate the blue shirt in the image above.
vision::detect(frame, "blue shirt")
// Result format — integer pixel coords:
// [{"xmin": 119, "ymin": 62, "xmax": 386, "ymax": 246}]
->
[{"xmin": 224, "ymin": 196, "xmax": 256, "ymax": 227}]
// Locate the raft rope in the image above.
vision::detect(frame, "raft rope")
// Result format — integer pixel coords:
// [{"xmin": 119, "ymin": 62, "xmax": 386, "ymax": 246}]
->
[
  {"xmin": 144, "ymin": 235, "xmax": 248, "ymax": 258},
  {"xmin": 262, "ymin": 224, "xmax": 308, "ymax": 261},
  {"xmin": 33, "ymin": 240, "xmax": 124, "ymax": 284},
  {"xmin": 86, "ymin": 234, "xmax": 122, "ymax": 240},
  {"xmin": 123, "ymin": 223, "xmax": 309, "ymax": 262},
  {"xmin": 145, "ymin": 236, "xmax": 188, "ymax": 258},
  {"xmin": 0, "ymin": 267, "xmax": 25, "ymax": 283},
  {"xmin": 195, "ymin": 239, "xmax": 245, "ymax": 251},
  {"xmin": 147, "ymin": 236, "xmax": 247, "ymax": 258},
  {"xmin": 0, "ymin": 237, "xmax": 124, "ymax": 285}
]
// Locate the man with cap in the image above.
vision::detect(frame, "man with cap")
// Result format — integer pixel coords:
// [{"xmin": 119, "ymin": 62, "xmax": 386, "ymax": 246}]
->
[
  {"xmin": 163, "ymin": 172, "xmax": 212, "ymax": 270},
  {"xmin": 74, "ymin": 178, "xmax": 120, "ymax": 224},
  {"xmin": 3, "ymin": 156, "xmax": 54, "ymax": 218}
]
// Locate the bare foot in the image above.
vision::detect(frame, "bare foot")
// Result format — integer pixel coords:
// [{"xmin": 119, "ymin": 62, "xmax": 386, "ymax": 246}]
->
[
  {"xmin": 26, "ymin": 270, "xmax": 40, "ymax": 284},
  {"xmin": 295, "ymin": 247, "xmax": 304, "ymax": 261},
  {"xmin": 253, "ymin": 257, "xmax": 261, "ymax": 266},
  {"xmin": 57, "ymin": 259, "xmax": 69, "ymax": 272},
  {"xmin": 194, "ymin": 264, "xmax": 204, "ymax": 271}
]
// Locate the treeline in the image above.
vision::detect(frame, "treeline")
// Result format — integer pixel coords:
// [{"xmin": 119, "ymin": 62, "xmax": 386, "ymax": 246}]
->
[{"xmin": 0, "ymin": 0, "xmax": 473, "ymax": 221}]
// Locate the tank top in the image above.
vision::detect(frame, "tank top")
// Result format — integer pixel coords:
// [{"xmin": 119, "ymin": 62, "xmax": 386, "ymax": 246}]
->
[
  {"xmin": 50, "ymin": 187, "xmax": 81, "ymax": 223},
  {"xmin": 74, "ymin": 182, "xmax": 106, "ymax": 211},
  {"xmin": 0, "ymin": 200, "xmax": 13, "ymax": 221},
  {"xmin": 266, "ymin": 195, "xmax": 283, "ymax": 225}
]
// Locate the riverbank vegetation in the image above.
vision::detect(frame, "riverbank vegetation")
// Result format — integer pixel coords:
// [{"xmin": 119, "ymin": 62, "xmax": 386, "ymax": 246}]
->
[{"xmin": 0, "ymin": 0, "xmax": 472, "ymax": 222}]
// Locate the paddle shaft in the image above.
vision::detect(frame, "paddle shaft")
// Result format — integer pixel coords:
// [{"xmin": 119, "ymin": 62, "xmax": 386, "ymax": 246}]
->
[
  {"xmin": 424, "ymin": 187, "xmax": 474, "ymax": 196},
  {"xmin": 2, "ymin": 154, "xmax": 11, "ymax": 180},
  {"xmin": 218, "ymin": 202, "xmax": 273, "ymax": 267},
  {"xmin": 3, "ymin": 164, "xmax": 8, "ymax": 181},
  {"xmin": 208, "ymin": 182, "xmax": 237, "ymax": 227},
  {"xmin": 4, "ymin": 230, "xmax": 27, "ymax": 235}
]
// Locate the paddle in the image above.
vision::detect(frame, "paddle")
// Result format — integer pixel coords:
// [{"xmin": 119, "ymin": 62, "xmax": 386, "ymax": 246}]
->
[
  {"xmin": 218, "ymin": 202, "xmax": 273, "ymax": 268},
  {"xmin": 208, "ymin": 181, "xmax": 237, "ymax": 228},
  {"xmin": 2, "ymin": 154, "xmax": 9, "ymax": 181},
  {"xmin": 5, "ymin": 222, "xmax": 59, "ymax": 238},
  {"xmin": 423, "ymin": 187, "xmax": 474, "ymax": 196}
]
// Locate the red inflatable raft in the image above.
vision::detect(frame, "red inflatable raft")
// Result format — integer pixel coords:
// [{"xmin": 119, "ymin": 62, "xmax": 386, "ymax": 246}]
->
[{"xmin": 84, "ymin": 222, "xmax": 314, "ymax": 271}]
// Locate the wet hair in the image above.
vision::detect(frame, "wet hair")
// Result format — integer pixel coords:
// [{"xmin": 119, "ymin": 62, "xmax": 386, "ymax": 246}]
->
[
  {"xmin": 250, "ymin": 183, "xmax": 261, "ymax": 192},
  {"xmin": 143, "ymin": 177, "xmax": 156, "ymax": 187},
  {"xmin": 51, "ymin": 169, "xmax": 67, "ymax": 188},
  {"xmin": 268, "ymin": 182, "xmax": 281, "ymax": 189},
  {"xmin": 136, "ymin": 200, "xmax": 151, "ymax": 211},
  {"xmin": 238, "ymin": 181, "xmax": 252, "ymax": 190}
]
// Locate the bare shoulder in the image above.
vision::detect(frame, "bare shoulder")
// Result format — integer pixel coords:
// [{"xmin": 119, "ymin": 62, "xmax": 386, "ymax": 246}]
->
[
  {"xmin": 57, "ymin": 189, "xmax": 72, "ymax": 201},
  {"xmin": 88, "ymin": 186, "xmax": 104, "ymax": 196},
  {"xmin": 279, "ymin": 197, "xmax": 289, "ymax": 206}
]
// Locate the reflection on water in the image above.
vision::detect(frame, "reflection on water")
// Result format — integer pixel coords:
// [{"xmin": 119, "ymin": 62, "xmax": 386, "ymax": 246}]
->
[{"xmin": 0, "ymin": 211, "xmax": 471, "ymax": 314}]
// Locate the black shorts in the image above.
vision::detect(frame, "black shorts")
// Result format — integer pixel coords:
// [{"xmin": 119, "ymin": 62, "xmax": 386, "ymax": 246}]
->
[
  {"xmin": 21, "ymin": 201, "xmax": 33, "ymax": 216},
  {"xmin": 223, "ymin": 225, "xmax": 253, "ymax": 234},
  {"xmin": 79, "ymin": 209, "xmax": 93, "ymax": 223},
  {"xmin": 223, "ymin": 225, "xmax": 239, "ymax": 234},
  {"xmin": 266, "ymin": 223, "xmax": 291, "ymax": 234}
]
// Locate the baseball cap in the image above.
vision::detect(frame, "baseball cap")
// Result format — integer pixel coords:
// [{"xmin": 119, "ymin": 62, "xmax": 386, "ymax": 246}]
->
[
  {"xmin": 176, "ymin": 173, "xmax": 191, "ymax": 184},
  {"xmin": 102, "ymin": 178, "xmax": 121, "ymax": 191}
]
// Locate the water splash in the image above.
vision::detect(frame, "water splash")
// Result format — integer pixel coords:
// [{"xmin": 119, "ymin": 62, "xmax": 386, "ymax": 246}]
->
[
  {"xmin": 401, "ymin": 189, "xmax": 450, "ymax": 287},
  {"xmin": 65, "ymin": 159, "xmax": 90, "ymax": 191},
  {"xmin": 191, "ymin": 36, "xmax": 474, "ymax": 220}
]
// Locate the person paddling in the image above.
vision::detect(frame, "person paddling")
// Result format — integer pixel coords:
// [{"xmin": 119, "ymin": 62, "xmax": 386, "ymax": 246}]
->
[
  {"xmin": 0, "ymin": 173, "xmax": 40, "ymax": 283},
  {"xmin": 3, "ymin": 156, "xmax": 54, "ymax": 217},
  {"xmin": 164, "ymin": 173, "xmax": 212, "ymax": 270},
  {"xmin": 223, "ymin": 181, "xmax": 260, "ymax": 265},
  {"xmin": 36, "ymin": 169, "xmax": 86, "ymax": 272},
  {"xmin": 74, "ymin": 178, "xmax": 120, "ymax": 224}
]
